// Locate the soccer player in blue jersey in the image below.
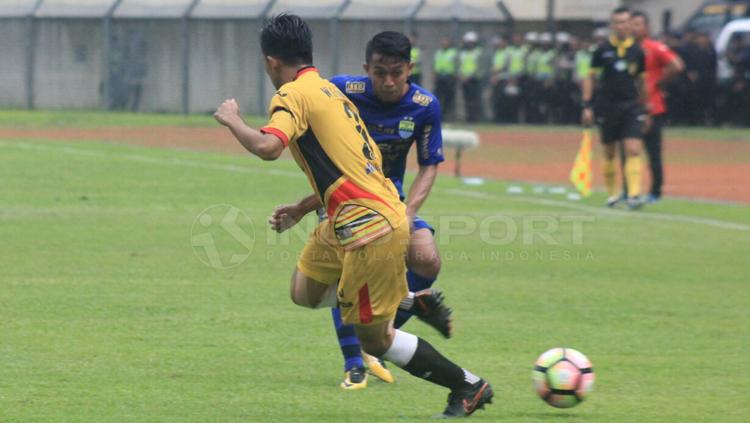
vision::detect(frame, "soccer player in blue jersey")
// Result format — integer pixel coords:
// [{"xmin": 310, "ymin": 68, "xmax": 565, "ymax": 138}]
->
[{"xmin": 268, "ymin": 31, "xmax": 450, "ymax": 390}]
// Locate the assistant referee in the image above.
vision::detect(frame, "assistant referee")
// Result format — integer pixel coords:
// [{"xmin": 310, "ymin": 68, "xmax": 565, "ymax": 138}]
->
[{"xmin": 582, "ymin": 6, "xmax": 648, "ymax": 209}]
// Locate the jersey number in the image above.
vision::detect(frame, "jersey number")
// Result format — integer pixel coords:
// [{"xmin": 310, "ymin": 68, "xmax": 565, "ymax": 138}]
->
[{"xmin": 343, "ymin": 103, "xmax": 375, "ymax": 161}]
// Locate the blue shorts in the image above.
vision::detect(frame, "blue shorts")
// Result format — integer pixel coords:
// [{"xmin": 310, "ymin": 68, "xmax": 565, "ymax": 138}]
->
[{"xmin": 412, "ymin": 215, "xmax": 435, "ymax": 234}]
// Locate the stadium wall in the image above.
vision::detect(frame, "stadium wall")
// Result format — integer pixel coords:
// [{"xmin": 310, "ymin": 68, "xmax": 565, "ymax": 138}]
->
[
  {"xmin": 34, "ymin": 19, "xmax": 104, "ymax": 109},
  {"xmin": 0, "ymin": 19, "xmax": 29, "ymax": 108},
  {"xmin": 0, "ymin": 10, "xmax": 584, "ymax": 115}
]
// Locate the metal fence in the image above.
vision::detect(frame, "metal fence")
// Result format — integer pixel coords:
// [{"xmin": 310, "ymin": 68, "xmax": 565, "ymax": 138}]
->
[{"xmin": 0, "ymin": 0, "xmax": 515, "ymax": 115}]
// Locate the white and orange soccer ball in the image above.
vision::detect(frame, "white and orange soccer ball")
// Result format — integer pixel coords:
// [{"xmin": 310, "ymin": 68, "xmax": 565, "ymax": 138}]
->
[{"xmin": 532, "ymin": 347, "xmax": 595, "ymax": 408}]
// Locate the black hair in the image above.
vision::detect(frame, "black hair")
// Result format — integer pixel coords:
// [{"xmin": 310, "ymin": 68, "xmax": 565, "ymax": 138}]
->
[
  {"xmin": 612, "ymin": 5, "xmax": 631, "ymax": 15},
  {"xmin": 260, "ymin": 13, "xmax": 313, "ymax": 65},
  {"xmin": 631, "ymin": 10, "xmax": 650, "ymax": 25},
  {"xmin": 365, "ymin": 31, "xmax": 411, "ymax": 64}
]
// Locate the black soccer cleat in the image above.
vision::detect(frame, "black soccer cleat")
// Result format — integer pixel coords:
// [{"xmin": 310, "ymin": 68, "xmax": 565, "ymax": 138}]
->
[
  {"xmin": 439, "ymin": 379, "xmax": 494, "ymax": 418},
  {"xmin": 412, "ymin": 289, "xmax": 453, "ymax": 338}
]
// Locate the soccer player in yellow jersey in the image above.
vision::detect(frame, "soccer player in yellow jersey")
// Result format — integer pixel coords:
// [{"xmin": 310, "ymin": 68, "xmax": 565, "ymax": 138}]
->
[{"xmin": 213, "ymin": 14, "xmax": 492, "ymax": 418}]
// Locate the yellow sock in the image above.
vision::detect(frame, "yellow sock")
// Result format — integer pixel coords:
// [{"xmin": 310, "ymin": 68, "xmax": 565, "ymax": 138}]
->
[
  {"xmin": 603, "ymin": 158, "xmax": 618, "ymax": 198},
  {"xmin": 625, "ymin": 155, "xmax": 642, "ymax": 198}
]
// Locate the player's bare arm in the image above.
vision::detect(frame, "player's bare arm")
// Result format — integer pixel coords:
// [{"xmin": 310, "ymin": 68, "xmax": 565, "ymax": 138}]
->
[
  {"xmin": 660, "ymin": 55, "xmax": 685, "ymax": 88},
  {"xmin": 268, "ymin": 194, "xmax": 321, "ymax": 233},
  {"xmin": 405, "ymin": 164, "xmax": 438, "ymax": 219},
  {"xmin": 214, "ymin": 98, "xmax": 285, "ymax": 161}
]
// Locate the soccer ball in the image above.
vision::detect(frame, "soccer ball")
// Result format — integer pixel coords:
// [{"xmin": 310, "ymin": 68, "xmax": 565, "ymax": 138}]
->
[{"xmin": 532, "ymin": 347, "xmax": 595, "ymax": 408}]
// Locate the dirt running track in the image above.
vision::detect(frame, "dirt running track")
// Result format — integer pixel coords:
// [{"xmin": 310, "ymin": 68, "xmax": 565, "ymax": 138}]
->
[{"xmin": 3, "ymin": 126, "xmax": 749, "ymax": 204}]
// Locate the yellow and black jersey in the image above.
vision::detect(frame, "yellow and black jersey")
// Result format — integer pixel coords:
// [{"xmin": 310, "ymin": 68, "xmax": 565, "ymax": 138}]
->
[
  {"xmin": 260, "ymin": 66, "xmax": 406, "ymax": 249},
  {"xmin": 591, "ymin": 37, "xmax": 645, "ymax": 103}
]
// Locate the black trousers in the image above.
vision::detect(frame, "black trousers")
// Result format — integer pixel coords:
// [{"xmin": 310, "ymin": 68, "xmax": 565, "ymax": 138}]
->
[
  {"xmin": 643, "ymin": 114, "xmax": 665, "ymax": 197},
  {"xmin": 491, "ymin": 82, "xmax": 507, "ymax": 123},
  {"xmin": 462, "ymin": 77, "xmax": 482, "ymax": 122},
  {"xmin": 434, "ymin": 75, "xmax": 456, "ymax": 121}
]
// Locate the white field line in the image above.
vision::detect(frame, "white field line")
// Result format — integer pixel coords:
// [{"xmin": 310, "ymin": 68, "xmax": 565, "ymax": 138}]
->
[
  {"xmin": 0, "ymin": 141, "xmax": 302, "ymax": 178},
  {"xmin": 442, "ymin": 189, "xmax": 750, "ymax": 232},
  {"xmin": 3, "ymin": 141, "xmax": 748, "ymax": 232}
]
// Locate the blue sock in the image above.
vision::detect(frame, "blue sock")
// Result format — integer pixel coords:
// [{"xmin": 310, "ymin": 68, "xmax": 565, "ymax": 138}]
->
[
  {"xmin": 331, "ymin": 307, "xmax": 363, "ymax": 371},
  {"xmin": 394, "ymin": 269, "xmax": 437, "ymax": 329}
]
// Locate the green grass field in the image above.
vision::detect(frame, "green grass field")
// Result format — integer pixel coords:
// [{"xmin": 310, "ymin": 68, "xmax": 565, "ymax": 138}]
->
[
  {"xmin": 1, "ymin": 108, "xmax": 749, "ymax": 141},
  {"xmin": 1, "ymin": 111, "xmax": 749, "ymax": 422}
]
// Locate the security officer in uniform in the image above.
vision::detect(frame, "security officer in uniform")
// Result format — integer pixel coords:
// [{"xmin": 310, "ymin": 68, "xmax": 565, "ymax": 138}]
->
[
  {"xmin": 410, "ymin": 32, "xmax": 423, "ymax": 86},
  {"xmin": 505, "ymin": 33, "xmax": 527, "ymax": 123},
  {"xmin": 554, "ymin": 32, "xmax": 577, "ymax": 124},
  {"xmin": 582, "ymin": 6, "xmax": 648, "ymax": 209},
  {"xmin": 490, "ymin": 36, "xmax": 511, "ymax": 122},
  {"xmin": 433, "ymin": 36, "xmax": 458, "ymax": 121},
  {"xmin": 535, "ymin": 32, "xmax": 556, "ymax": 123},
  {"xmin": 522, "ymin": 32, "xmax": 541, "ymax": 123},
  {"xmin": 459, "ymin": 31, "xmax": 483, "ymax": 122}
]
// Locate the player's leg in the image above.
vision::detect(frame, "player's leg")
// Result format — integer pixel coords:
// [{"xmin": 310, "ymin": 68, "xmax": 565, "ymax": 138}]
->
[
  {"xmin": 331, "ymin": 305, "xmax": 395, "ymax": 387},
  {"xmin": 394, "ymin": 221, "xmax": 452, "ymax": 338},
  {"xmin": 330, "ymin": 223, "xmax": 449, "ymax": 385},
  {"xmin": 289, "ymin": 268, "xmax": 338, "ymax": 308},
  {"xmin": 354, "ymin": 314, "xmax": 491, "ymax": 417},
  {"xmin": 340, "ymin": 225, "xmax": 492, "ymax": 417},
  {"xmin": 330, "ymin": 307, "xmax": 369, "ymax": 389},
  {"xmin": 623, "ymin": 136, "xmax": 644, "ymax": 208},
  {"xmin": 599, "ymin": 117, "xmax": 621, "ymax": 206},
  {"xmin": 292, "ymin": 220, "xmax": 343, "ymax": 308},
  {"xmin": 405, "ymin": 227, "xmax": 440, "ymax": 292},
  {"xmin": 295, "ymin": 221, "xmax": 369, "ymax": 388},
  {"xmin": 622, "ymin": 104, "xmax": 646, "ymax": 208},
  {"xmin": 643, "ymin": 114, "xmax": 664, "ymax": 202},
  {"xmin": 331, "ymin": 224, "xmax": 448, "ymax": 384}
]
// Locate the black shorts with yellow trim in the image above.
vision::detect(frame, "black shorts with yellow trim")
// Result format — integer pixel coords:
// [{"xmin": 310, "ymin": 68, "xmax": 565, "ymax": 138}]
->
[{"xmin": 595, "ymin": 100, "xmax": 645, "ymax": 144}]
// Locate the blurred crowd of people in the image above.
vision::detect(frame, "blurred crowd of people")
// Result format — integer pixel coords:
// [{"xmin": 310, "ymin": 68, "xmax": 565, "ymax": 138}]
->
[{"xmin": 416, "ymin": 27, "xmax": 750, "ymax": 127}]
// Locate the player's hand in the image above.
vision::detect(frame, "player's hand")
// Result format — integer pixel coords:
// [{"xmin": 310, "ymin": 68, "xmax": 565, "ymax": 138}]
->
[
  {"xmin": 214, "ymin": 99, "xmax": 241, "ymax": 127},
  {"xmin": 268, "ymin": 203, "xmax": 303, "ymax": 233},
  {"xmin": 643, "ymin": 114, "xmax": 653, "ymax": 133},
  {"xmin": 581, "ymin": 107, "xmax": 594, "ymax": 127}
]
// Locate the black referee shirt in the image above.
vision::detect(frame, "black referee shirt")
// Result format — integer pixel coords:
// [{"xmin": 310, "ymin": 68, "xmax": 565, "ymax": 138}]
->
[{"xmin": 591, "ymin": 37, "xmax": 645, "ymax": 103}]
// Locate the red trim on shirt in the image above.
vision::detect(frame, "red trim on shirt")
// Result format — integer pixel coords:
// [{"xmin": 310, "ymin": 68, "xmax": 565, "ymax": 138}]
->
[
  {"xmin": 295, "ymin": 66, "xmax": 318, "ymax": 80},
  {"xmin": 358, "ymin": 284, "xmax": 373, "ymax": 324},
  {"xmin": 260, "ymin": 126, "xmax": 289, "ymax": 147},
  {"xmin": 326, "ymin": 179, "xmax": 395, "ymax": 219}
]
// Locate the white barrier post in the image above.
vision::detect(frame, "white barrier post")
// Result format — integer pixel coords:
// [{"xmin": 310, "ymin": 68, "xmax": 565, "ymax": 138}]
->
[{"xmin": 441, "ymin": 128, "xmax": 480, "ymax": 178}]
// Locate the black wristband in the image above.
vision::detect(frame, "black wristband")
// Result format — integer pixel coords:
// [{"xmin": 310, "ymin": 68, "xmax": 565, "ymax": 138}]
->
[{"xmin": 583, "ymin": 100, "xmax": 593, "ymax": 109}]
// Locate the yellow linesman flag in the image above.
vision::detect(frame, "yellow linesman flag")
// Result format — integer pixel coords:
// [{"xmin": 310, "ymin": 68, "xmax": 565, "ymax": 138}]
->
[{"xmin": 570, "ymin": 129, "xmax": 593, "ymax": 197}]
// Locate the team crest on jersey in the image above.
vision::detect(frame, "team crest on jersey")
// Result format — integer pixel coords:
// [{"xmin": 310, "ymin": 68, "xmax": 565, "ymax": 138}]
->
[
  {"xmin": 345, "ymin": 81, "xmax": 366, "ymax": 94},
  {"xmin": 398, "ymin": 118, "xmax": 415, "ymax": 139},
  {"xmin": 412, "ymin": 91, "xmax": 432, "ymax": 106},
  {"xmin": 628, "ymin": 62, "xmax": 638, "ymax": 75}
]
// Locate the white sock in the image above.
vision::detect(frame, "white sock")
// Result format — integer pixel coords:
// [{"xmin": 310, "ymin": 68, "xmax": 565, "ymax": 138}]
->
[
  {"xmin": 316, "ymin": 284, "xmax": 338, "ymax": 308},
  {"xmin": 382, "ymin": 330, "xmax": 418, "ymax": 367}
]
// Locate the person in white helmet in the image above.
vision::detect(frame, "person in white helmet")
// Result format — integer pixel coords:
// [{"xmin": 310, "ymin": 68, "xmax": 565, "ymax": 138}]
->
[{"xmin": 459, "ymin": 31, "xmax": 484, "ymax": 122}]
